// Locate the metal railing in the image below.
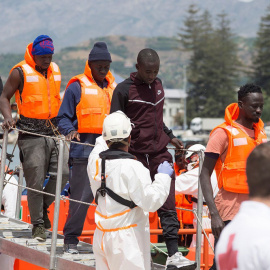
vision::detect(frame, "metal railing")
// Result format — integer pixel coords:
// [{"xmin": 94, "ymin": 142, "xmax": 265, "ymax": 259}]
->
[{"xmin": 0, "ymin": 128, "xmax": 211, "ymax": 270}]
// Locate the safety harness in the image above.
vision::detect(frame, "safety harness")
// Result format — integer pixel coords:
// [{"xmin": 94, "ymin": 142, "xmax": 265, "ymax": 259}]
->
[{"xmin": 95, "ymin": 149, "xmax": 137, "ymax": 209}]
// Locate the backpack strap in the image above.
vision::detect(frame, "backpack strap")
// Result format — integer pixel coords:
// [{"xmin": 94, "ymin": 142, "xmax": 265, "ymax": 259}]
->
[{"xmin": 95, "ymin": 157, "xmax": 137, "ymax": 209}]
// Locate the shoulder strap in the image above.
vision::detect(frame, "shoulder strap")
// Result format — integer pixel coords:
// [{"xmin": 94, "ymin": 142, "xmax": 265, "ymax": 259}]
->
[{"xmin": 95, "ymin": 157, "xmax": 137, "ymax": 209}]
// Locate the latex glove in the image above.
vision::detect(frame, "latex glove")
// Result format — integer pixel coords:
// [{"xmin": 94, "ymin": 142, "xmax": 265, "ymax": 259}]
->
[{"xmin": 157, "ymin": 161, "xmax": 174, "ymax": 177}]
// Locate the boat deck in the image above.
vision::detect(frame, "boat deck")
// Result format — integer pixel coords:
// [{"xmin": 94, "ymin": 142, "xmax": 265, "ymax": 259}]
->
[{"xmin": 0, "ymin": 215, "xmax": 165, "ymax": 269}]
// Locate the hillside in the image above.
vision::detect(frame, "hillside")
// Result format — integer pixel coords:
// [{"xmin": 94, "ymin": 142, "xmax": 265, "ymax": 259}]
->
[
  {"xmin": 0, "ymin": 35, "xmax": 255, "ymax": 90},
  {"xmin": 0, "ymin": 0, "xmax": 268, "ymax": 54}
]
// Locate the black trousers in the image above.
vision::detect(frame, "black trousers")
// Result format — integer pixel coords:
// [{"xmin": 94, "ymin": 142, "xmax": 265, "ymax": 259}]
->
[
  {"xmin": 130, "ymin": 149, "xmax": 180, "ymax": 257},
  {"xmin": 63, "ymin": 159, "xmax": 94, "ymax": 245}
]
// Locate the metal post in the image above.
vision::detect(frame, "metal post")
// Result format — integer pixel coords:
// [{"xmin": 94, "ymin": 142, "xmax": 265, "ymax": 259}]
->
[
  {"xmin": 15, "ymin": 163, "xmax": 23, "ymax": 219},
  {"xmin": 183, "ymin": 65, "xmax": 187, "ymax": 130},
  {"xmin": 0, "ymin": 130, "xmax": 8, "ymax": 211},
  {"xmin": 195, "ymin": 150, "xmax": 204, "ymax": 269},
  {"xmin": 49, "ymin": 139, "xmax": 64, "ymax": 270}
]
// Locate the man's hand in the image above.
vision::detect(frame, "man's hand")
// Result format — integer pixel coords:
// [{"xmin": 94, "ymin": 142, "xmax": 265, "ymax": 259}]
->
[
  {"xmin": 2, "ymin": 117, "xmax": 16, "ymax": 130},
  {"xmin": 66, "ymin": 130, "xmax": 80, "ymax": 141},
  {"xmin": 175, "ymin": 150, "xmax": 187, "ymax": 171},
  {"xmin": 210, "ymin": 212, "xmax": 225, "ymax": 239},
  {"xmin": 170, "ymin": 137, "xmax": 183, "ymax": 150}
]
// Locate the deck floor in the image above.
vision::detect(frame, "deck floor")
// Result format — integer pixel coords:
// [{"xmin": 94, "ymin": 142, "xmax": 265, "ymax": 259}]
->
[{"xmin": 0, "ymin": 215, "xmax": 165, "ymax": 269}]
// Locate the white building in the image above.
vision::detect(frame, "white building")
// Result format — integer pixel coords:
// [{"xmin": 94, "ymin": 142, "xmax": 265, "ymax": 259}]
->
[{"xmin": 163, "ymin": 89, "xmax": 187, "ymax": 129}]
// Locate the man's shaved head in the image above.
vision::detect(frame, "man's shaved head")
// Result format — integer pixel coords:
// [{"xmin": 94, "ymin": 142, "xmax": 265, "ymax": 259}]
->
[{"xmin": 137, "ymin": 48, "xmax": 160, "ymax": 65}]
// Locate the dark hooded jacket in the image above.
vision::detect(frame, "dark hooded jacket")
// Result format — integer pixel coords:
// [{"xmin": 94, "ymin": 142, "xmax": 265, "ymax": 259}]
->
[{"xmin": 110, "ymin": 72, "xmax": 175, "ymax": 154}]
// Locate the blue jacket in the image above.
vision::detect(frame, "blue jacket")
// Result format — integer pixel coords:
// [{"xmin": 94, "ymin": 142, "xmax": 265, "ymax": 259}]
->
[{"xmin": 56, "ymin": 81, "xmax": 99, "ymax": 159}]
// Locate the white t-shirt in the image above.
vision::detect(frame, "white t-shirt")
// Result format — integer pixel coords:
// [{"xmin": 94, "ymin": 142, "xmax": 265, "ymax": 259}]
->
[{"xmin": 216, "ymin": 201, "xmax": 270, "ymax": 270}]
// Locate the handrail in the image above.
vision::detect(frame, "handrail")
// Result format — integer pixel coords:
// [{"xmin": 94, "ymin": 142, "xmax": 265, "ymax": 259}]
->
[
  {"xmin": 49, "ymin": 139, "xmax": 64, "ymax": 270},
  {"xmin": 0, "ymin": 130, "xmax": 8, "ymax": 211},
  {"xmin": 0, "ymin": 128, "xmax": 211, "ymax": 270},
  {"xmin": 195, "ymin": 150, "xmax": 204, "ymax": 269}
]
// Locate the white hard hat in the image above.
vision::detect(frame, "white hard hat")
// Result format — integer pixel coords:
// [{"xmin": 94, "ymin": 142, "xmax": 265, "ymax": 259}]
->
[
  {"xmin": 185, "ymin": 144, "xmax": 206, "ymax": 159},
  {"xmin": 102, "ymin": 111, "xmax": 132, "ymax": 142}
]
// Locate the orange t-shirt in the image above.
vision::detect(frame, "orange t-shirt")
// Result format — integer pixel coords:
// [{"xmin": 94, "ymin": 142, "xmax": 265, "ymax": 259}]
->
[{"xmin": 205, "ymin": 122, "xmax": 253, "ymax": 221}]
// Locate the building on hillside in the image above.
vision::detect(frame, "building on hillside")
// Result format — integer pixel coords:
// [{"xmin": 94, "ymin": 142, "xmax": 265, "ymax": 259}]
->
[{"xmin": 163, "ymin": 89, "xmax": 187, "ymax": 129}]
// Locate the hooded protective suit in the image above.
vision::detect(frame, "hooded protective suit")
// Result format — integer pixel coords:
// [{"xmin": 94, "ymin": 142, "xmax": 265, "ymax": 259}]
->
[{"xmin": 87, "ymin": 136, "xmax": 172, "ymax": 270}]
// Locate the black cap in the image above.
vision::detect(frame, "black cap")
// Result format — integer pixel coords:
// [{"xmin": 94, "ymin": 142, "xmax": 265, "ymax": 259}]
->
[{"xmin": 88, "ymin": 42, "xmax": 112, "ymax": 62}]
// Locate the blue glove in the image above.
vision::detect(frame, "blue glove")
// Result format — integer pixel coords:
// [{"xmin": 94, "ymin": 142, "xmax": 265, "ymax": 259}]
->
[{"xmin": 157, "ymin": 161, "xmax": 174, "ymax": 177}]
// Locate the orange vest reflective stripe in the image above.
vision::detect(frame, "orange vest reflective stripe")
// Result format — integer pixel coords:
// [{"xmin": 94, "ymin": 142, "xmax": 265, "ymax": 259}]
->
[
  {"xmin": 66, "ymin": 61, "xmax": 116, "ymax": 134},
  {"xmin": 213, "ymin": 104, "xmax": 267, "ymax": 194},
  {"xmin": 12, "ymin": 43, "xmax": 61, "ymax": 119}
]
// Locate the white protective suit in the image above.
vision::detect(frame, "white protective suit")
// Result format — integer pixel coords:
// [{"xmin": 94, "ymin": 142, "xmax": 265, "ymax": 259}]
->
[
  {"xmin": 216, "ymin": 201, "xmax": 270, "ymax": 270},
  {"xmin": 0, "ymin": 174, "xmax": 18, "ymax": 270},
  {"xmin": 175, "ymin": 163, "xmax": 218, "ymax": 248},
  {"xmin": 87, "ymin": 136, "xmax": 172, "ymax": 270}
]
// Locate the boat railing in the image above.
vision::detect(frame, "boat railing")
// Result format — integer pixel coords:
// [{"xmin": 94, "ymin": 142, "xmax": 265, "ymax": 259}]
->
[{"xmin": 0, "ymin": 128, "xmax": 209, "ymax": 270}]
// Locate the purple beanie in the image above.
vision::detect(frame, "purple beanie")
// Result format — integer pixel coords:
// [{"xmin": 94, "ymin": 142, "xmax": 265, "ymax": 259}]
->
[
  {"xmin": 88, "ymin": 42, "xmax": 111, "ymax": 62},
  {"xmin": 32, "ymin": 35, "xmax": 54, "ymax": 55}
]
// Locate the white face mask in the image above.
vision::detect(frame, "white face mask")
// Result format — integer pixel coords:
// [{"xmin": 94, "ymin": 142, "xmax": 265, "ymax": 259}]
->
[{"xmin": 187, "ymin": 162, "xmax": 197, "ymax": 171}]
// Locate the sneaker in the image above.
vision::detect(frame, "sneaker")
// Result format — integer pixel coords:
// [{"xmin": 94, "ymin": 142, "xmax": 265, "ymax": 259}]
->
[
  {"xmin": 64, "ymin": 244, "xmax": 79, "ymax": 254},
  {"xmin": 43, "ymin": 208, "xmax": 51, "ymax": 229},
  {"xmin": 32, "ymin": 224, "xmax": 46, "ymax": 242},
  {"xmin": 166, "ymin": 252, "xmax": 197, "ymax": 270}
]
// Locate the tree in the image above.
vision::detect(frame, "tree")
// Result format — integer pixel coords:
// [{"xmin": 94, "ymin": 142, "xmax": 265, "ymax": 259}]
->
[
  {"xmin": 203, "ymin": 12, "xmax": 240, "ymax": 116},
  {"xmin": 179, "ymin": 6, "xmax": 214, "ymax": 121},
  {"xmin": 253, "ymin": 5, "xmax": 270, "ymax": 95},
  {"xmin": 179, "ymin": 6, "xmax": 240, "ymax": 122}
]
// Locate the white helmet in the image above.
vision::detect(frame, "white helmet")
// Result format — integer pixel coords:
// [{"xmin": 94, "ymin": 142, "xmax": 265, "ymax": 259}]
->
[
  {"xmin": 102, "ymin": 111, "xmax": 132, "ymax": 144},
  {"xmin": 185, "ymin": 144, "xmax": 205, "ymax": 159}
]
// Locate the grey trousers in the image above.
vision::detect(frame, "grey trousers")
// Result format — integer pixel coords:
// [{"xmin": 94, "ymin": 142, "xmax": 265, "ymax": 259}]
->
[
  {"xmin": 18, "ymin": 136, "xmax": 69, "ymax": 225},
  {"xmin": 63, "ymin": 160, "xmax": 94, "ymax": 245}
]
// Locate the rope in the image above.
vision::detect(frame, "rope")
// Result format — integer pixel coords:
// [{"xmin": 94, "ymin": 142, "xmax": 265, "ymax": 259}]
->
[
  {"xmin": 193, "ymin": 209, "xmax": 214, "ymax": 252},
  {"xmin": 3, "ymin": 176, "xmax": 214, "ymax": 253},
  {"xmin": 2, "ymin": 128, "xmax": 213, "ymax": 255},
  {"xmin": 9, "ymin": 127, "xmax": 201, "ymax": 153},
  {"xmin": 150, "ymin": 242, "xmax": 168, "ymax": 256},
  {"xmin": 2, "ymin": 178, "xmax": 97, "ymax": 207},
  {"xmin": 10, "ymin": 127, "xmax": 95, "ymax": 148},
  {"xmin": 176, "ymin": 206, "xmax": 214, "ymax": 252}
]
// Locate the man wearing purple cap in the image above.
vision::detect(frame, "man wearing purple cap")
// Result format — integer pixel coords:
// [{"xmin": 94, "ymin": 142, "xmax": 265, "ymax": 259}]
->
[
  {"xmin": 0, "ymin": 35, "xmax": 69, "ymax": 241},
  {"xmin": 57, "ymin": 42, "xmax": 117, "ymax": 254}
]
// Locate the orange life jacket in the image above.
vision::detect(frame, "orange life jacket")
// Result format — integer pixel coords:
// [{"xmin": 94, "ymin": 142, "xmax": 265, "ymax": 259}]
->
[
  {"xmin": 12, "ymin": 43, "xmax": 61, "ymax": 119},
  {"xmin": 175, "ymin": 194, "xmax": 194, "ymax": 225},
  {"xmin": 213, "ymin": 103, "xmax": 267, "ymax": 194},
  {"xmin": 174, "ymin": 166, "xmax": 194, "ymax": 225},
  {"xmin": 66, "ymin": 61, "xmax": 116, "ymax": 134}
]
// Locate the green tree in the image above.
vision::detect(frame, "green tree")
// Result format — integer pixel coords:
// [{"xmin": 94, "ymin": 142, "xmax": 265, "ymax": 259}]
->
[
  {"xmin": 179, "ymin": 7, "xmax": 240, "ymax": 121},
  {"xmin": 202, "ymin": 12, "xmax": 240, "ymax": 117},
  {"xmin": 253, "ymin": 5, "xmax": 270, "ymax": 95},
  {"xmin": 178, "ymin": 5, "xmax": 209, "ymax": 121}
]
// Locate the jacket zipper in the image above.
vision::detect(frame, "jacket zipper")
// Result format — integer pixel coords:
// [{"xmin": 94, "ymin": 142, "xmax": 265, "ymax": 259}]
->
[
  {"xmin": 149, "ymin": 84, "xmax": 157, "ymax": 152},
  {"xmin": 145, "ymin": 154, "xmax": 150, "ymax": 166}
]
